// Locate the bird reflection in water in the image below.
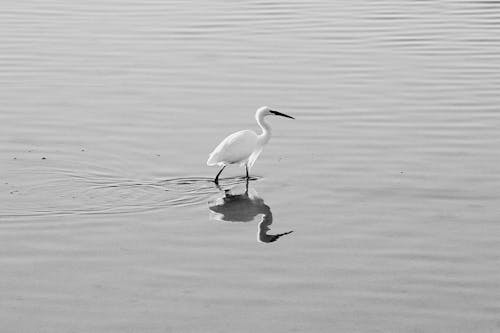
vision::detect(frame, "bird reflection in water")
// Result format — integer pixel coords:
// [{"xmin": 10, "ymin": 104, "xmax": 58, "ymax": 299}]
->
[{"xmin": 208, "ymin": 179, "xmax": 293, "ymax": 243}]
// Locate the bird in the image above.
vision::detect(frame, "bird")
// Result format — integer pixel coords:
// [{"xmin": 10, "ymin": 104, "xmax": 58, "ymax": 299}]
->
[{"xmin": 207, "ymin": 106, "xmax": 295, "ymax": 184}]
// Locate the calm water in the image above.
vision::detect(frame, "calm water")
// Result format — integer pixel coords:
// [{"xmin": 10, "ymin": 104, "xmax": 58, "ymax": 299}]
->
[{"xmin": 1, "ymin": 0, "xmax": 500, "ymax": 331}]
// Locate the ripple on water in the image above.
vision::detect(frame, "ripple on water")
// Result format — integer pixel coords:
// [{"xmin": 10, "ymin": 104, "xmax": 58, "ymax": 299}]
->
[{"xmin": 1, "ymin": 170, "xmax": 257, "ymax": 219}]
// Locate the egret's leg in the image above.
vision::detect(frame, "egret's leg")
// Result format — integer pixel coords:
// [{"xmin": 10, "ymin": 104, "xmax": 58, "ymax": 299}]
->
[
  {"xmin": 245, "ymin": 165, "xmax": 249, "ymax": 179},
  {"xmin": 214, "ymin": 166, "xmax": 226, "ymax": 184}
]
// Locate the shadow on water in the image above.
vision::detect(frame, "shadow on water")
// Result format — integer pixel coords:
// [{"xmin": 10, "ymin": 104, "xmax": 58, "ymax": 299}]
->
[
  {"xmin": 2, "ymin": 169, "xmax": 295, "ymax": 242},
  {"xmin": 208, "ymin": 179, "xmax": 293, "ymax": 243}
]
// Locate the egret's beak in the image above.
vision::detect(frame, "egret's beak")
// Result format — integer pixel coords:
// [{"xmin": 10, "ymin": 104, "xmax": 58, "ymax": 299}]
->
[{"xmin": 270, "ymin": 110, "xmax": 295, "ymax": 119}]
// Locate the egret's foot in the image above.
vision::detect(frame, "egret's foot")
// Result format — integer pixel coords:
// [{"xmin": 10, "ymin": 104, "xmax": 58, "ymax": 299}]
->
[{"xmin": 213, "ymin": 181, "xmax": 223, "ymax": 191}]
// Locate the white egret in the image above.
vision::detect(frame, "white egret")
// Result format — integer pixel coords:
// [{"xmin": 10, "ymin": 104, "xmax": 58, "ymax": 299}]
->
[{"xmin": 207, "ymin": 106, "xmax": 295, "ymax": 183}]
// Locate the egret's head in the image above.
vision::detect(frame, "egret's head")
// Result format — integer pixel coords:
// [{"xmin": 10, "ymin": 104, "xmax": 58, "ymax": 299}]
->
[{"xmin": 256, "ymin": 106, "xmax": 295, "ymax": 119}]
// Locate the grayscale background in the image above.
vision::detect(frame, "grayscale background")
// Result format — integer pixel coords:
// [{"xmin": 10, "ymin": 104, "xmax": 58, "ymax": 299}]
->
[{"xmin": 1, "ymin": 0, "xmax": 500, "ymax": 332}]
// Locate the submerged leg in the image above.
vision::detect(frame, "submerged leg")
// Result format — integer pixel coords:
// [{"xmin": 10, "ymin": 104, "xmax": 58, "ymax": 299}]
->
[
  {"xmin": 214, "ymin": 165, "xmax": 226, "ymax": 184},
  {"xmin": 245, "ymin": 165, "xmax": 249, "ymax": 179}
]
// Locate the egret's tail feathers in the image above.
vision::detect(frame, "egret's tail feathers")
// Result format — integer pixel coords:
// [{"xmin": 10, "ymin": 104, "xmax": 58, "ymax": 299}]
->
[
  {"xmin": 207, "ymin": 153, "xmax": 219, "ymax": 166},
  {"xmin": 247, "ymin": 148, "xmax": 263, "ymax": 169}
]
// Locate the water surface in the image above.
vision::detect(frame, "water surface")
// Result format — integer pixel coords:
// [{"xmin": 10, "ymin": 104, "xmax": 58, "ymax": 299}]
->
[{"xmin": 1, "ymin": 0, "xmax": 500, "ymax": 332}]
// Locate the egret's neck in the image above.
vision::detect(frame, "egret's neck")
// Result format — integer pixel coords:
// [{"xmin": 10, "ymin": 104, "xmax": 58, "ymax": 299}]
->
[{"xmin": 256, "ymin": 114, "xmax": 272, "ymax": 144}]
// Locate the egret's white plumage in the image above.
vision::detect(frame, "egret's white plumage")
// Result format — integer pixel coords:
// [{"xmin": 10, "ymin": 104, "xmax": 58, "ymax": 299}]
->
[
  {"xmin": 207, "ymin": 130, "xmax": 259, "ymax": 167},
  {"xmin": 207, "ymin": 106, "xmax": 294, "ymax": 183}
]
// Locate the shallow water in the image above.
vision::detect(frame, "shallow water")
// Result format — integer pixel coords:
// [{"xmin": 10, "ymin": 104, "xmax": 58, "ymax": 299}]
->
[{"xmin": 1, "ymin": 0, "xmax": 500, "ymax": 332}]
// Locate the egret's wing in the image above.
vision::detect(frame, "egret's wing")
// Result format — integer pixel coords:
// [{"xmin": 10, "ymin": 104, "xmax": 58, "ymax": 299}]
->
[{"xmin": 207, "ymin": 130, "xmax": 258, "ymax": 166}]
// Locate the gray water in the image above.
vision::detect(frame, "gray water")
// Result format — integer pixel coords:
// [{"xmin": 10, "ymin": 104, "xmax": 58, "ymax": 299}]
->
[{"xmin": 1, "ymin": 0, "xmax": 500, "ymax": 332}]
